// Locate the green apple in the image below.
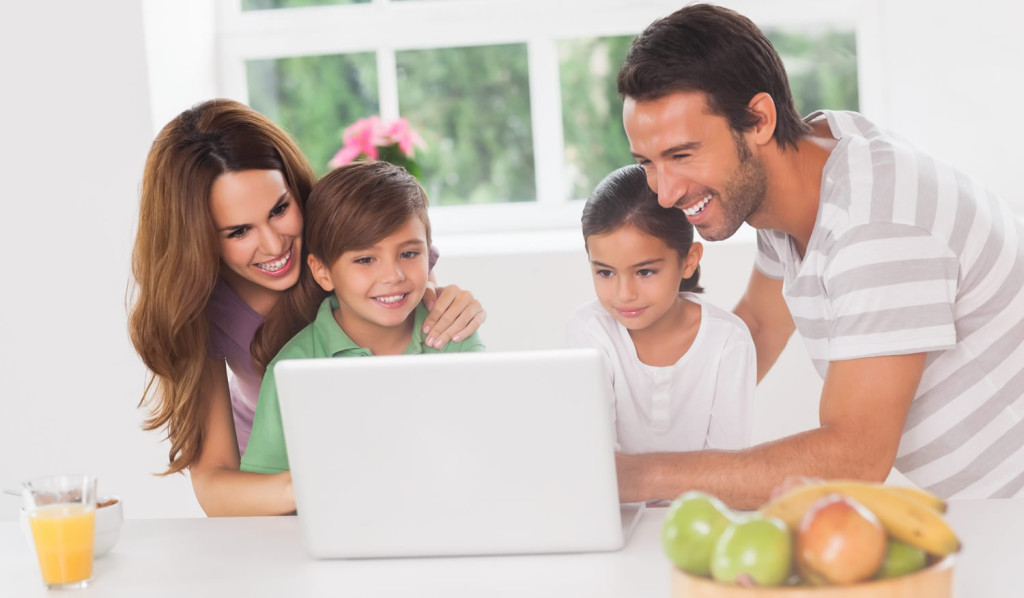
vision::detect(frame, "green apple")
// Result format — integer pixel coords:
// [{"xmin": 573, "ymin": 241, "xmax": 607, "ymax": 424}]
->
[
  {"xmin": 876, "ymin": 538, "xmax": 928, "ymax": 579},
  {"xmin": 711, "ymin": 514, "xmax": 793, "ymax": 587},
  {"xmin": 662, "ymin": 491, "xmax": 733, "ymax": 577}
]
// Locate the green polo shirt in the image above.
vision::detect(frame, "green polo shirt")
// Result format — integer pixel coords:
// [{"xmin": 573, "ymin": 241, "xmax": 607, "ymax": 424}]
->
[{"xmin": 240, "ymin": 295, "xmax": 485, "ymax": 474}]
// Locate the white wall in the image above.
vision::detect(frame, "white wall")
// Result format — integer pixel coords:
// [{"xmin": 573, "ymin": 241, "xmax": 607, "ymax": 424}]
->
[{"xmin": 1, "ymin": 0, "xmax": 1020, "ymax": 521}]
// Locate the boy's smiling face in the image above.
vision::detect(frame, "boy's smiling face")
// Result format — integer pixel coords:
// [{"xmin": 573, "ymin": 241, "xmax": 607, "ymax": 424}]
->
[{"xmin": 309, "ymin": 216, "xmax": 430, "ymax": 342}]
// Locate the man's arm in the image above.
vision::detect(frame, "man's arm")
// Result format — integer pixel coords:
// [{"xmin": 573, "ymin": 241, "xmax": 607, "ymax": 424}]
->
[
  {"xmin": 616, "ymin": 352, "xmax": 926, "ymax": 509},
  {"xmin": 733, "ymin": 267, "xmax": 795, "ymax": 382}
]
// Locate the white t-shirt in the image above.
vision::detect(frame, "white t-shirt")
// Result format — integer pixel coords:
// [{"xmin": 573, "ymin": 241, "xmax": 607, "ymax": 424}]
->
[
  {"xmin": 756, "ymin": 110, "xmax": 1024, "ymax": 499},
  {"xmin": 566, "ymin": 293, "xmax": 755, "ymax": 454}
]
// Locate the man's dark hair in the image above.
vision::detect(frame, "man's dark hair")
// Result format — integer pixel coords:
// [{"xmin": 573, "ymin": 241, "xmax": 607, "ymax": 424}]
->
[{"xmin": 617, "ymin": 3, "xmax": 810, "ymax": 150}]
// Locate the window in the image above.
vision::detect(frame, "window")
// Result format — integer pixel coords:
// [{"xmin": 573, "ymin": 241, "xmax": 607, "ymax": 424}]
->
[{"xmin": 147, "ymin": 0, "xmax": 875, "ymax": 241}]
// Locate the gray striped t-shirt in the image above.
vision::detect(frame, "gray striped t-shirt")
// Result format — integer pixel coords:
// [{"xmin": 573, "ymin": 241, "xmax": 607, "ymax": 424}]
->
[{"xmin": 756, "ymin": 110, "xmax": 1024, "ymax": 499}]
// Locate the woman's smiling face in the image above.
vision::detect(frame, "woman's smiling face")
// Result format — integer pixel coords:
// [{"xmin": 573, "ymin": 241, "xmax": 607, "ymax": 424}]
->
[{"xmin": 209, "ymin": 169, "xmax": 304, "ymax": 302}]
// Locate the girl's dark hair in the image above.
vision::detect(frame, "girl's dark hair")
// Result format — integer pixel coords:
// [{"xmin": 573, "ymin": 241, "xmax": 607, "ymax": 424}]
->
[
  {"xmin": 582, "ymin": 164, "xmax": 702, "ymax": 293},
  {"xmin": 253, "ymin": 161, "xmax": 431, "ymax": 373},
  {"xmin": 617, "ymin": 3, "xmax": 810, "ymax": 150}
]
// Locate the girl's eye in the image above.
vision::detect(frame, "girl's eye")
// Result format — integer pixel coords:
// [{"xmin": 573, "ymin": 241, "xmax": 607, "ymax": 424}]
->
[
  {"xmin": 270, "ymin": 202, "xmax": 289, "ymax": 217},
  {"xmin": 227, "ymin": 227, "xmax": 248, "ymax": 239},
  {"xmin": 400, "ymin": 250, "xmax": 421, "ymax": 259},
  {"xmin": 354, "ymin": 257, "xmax": 374, "ymax": 265},
  {"xmin": 595, "ymin": 269, "xmax": 613, "ymax": 278},
  {"xmin": 637, "ymin": 268, "xmax": 657, "ymax": 277}
]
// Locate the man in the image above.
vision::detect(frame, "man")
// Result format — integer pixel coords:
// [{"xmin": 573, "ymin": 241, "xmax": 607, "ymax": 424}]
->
[{"xmin": 615, "ymin": 3, "xmax": 1024, "ymax": 508}]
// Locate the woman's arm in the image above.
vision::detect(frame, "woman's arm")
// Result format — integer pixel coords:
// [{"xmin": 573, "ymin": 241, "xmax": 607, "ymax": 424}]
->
[
  {"xmin": 420, "ymin": 280, "xmax": 486, "ymax": 349},
  {"xmin": 188, "ymin": 357, "xmax": 295, "ymax": 516}
]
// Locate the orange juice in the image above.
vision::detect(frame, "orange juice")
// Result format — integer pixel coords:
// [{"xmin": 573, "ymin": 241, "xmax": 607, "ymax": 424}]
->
[{"xmin": 28, "ymin": 503, "xmax": 95, "ymax": 586}]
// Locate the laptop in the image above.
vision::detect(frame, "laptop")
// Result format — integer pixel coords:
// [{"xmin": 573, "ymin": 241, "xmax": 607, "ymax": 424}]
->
[{"xmin": 274, "ymin": 348, "xmax": 640, "ymax": 559}]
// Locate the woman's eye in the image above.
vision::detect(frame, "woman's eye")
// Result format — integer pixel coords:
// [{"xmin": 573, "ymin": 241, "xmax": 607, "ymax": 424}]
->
[
  {"xmin": 270, "ymin": 202, "xmax": 289, "ymax": 217},
  {"xmin": 400, "ymin": 250, "xmax": 421, "ymax": 259},
  {"xmin": 227, "ymin": 227, "xmax": 247, "ymax": 239}
]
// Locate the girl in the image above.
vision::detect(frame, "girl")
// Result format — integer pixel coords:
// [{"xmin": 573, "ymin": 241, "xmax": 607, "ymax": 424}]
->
[
  {"xmin": 130, "ymin": 99, "xmax": 485, "ymax": 516},
  {"xmin": 567, "ymin": 164, "xmax": 755, "ymax": 461},
  {"xmin": 241, "ymin": 161, "xmax": 485, "ymax": 473}
]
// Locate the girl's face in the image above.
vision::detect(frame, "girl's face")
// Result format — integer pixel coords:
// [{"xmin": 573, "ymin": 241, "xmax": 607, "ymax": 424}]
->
[
  {"xmin": 209, "ymin": 169, "xmax": 304, "ymax": 305},
  {"xmin": 309, "ymin": 216, "xmax": 430, "ymax": 338},
  {"xmin": 586, "ymin": 224, "xmax": 702, "ymax": 332}
]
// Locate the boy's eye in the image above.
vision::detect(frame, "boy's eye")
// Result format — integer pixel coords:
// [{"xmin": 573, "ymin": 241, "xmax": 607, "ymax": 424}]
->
[
  {"xmin": 400, "ymin": 250, "xmax": 421, "ymax": 259},
  {"xmin": 354, "ymin": 256, "xmax": 375, "ymax": 265},
  {"xmin": 270, "ymin": 202, "xmax": 289, "ymax": 217},
  {"xmin": 227, "ymin": 226, "xmax": 248, "ymax": 239},
  {"xmin": 637, "ymin": 268, "xmax": 657, "ymax": 277},
  {"xmin": 594, "ymin": 269, "xmax": 613, "ymax": 278}
]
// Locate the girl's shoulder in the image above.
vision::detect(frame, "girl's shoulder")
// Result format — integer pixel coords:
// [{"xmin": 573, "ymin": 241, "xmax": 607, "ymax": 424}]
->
[
  {"xmin": 680, "ymin": 293, "xmax": 750, "ymax": 338},
  {"xmin": 567, "ymin": 299, "xmax": 621, "ymax": 334}
]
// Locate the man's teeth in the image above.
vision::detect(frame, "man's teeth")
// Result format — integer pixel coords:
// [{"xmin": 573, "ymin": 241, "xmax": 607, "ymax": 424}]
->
[
  {"xmin": 256, "ymin": 250, "xmax": 290, "ymax": 272},
  {"xmin": 375, "ymin": 294, "xmax": 406, "ymax": 304},
  {"xmin": 682, "ymin": 194, "xmax": 712, "ymax": 217}
]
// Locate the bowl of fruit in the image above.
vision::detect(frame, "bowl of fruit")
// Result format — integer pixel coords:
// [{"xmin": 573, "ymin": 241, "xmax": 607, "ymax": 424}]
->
[{"xmin": 663, "ymin": 481, "xmax": 959, "ymax": 597}]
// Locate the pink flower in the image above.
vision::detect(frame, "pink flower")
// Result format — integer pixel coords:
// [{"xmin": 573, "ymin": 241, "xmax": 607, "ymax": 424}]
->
[
  {"xmin": 328, "ymin": 115, "xmax": 427, "ymax": 168},
  {"xmin": 382, "ymin": 118, "xmax": 426, "ymax": 158}
]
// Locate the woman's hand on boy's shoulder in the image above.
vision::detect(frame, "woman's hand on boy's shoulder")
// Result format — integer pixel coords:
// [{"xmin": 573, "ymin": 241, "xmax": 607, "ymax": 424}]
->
[{"xmin": 422, "ymin": 283, "xmax": 486, "ymax": 349}]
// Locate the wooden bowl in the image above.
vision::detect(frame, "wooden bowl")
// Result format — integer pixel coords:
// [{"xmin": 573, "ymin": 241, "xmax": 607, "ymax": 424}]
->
[{"xmin": 671, "ymin": 556, "xmax": 954, "ymax": 598}]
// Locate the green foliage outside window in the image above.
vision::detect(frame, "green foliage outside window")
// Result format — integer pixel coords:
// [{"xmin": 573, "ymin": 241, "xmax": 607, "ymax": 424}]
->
[
  {"xmin": 244, "ymin": 28, "xmax": 858, "ymax": 205},
  {"xmin": 246, "ymin": 53, "xmax": 379, "ymax": 178},
  {"xmin": 558, "ymin": 35, "xmax": 636, "ymax": 201},
  {"xmin": 396, "ymin": 44, "xmax": 535, "ymax": 206}
]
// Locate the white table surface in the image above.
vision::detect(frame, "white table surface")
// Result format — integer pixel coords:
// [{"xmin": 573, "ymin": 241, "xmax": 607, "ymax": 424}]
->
[{"xmin": 1, "ymin": 499, "xmax": 1020, "ymax": 597}]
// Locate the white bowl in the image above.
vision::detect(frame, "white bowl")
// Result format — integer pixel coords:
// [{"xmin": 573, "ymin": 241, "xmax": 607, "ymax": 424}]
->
[{"xmin": 20, "ymin": 495, "xmax": 124, "ymax": 558}]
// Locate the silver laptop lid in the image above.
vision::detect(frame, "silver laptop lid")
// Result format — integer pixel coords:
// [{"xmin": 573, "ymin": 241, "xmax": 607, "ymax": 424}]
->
[{"xmin": 275, "ymin": 348, "xmax": 623, "ymax": 558}]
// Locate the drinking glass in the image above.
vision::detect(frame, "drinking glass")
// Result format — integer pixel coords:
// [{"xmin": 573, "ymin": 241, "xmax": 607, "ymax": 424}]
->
[{"xmin": 22, "ymin": 474, "xmax": 98, "ymax": 590}]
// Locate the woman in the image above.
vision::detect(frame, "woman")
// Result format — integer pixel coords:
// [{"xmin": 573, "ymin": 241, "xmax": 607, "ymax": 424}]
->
[{"xmin": 129, "ymin": 99, "xmax": 485, "ymax": 516}]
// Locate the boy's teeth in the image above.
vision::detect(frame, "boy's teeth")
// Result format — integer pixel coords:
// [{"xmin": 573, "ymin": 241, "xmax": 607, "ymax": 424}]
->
[
  {"xmin": 256, "ymin": 250, "xmax": 290, "ymax": 272},
  {"xmin": 376, "ymin": 294, "xmax": 406, "ymax": 304},
  {"xmin": 682, "ymin": 193, "xmax": 712, "ymax": 217}
]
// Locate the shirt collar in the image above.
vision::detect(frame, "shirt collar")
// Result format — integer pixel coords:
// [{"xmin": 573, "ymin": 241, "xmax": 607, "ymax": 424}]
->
[{"xmin": 312, "ymin": 295, "xmax": 430, "ymax": 357}]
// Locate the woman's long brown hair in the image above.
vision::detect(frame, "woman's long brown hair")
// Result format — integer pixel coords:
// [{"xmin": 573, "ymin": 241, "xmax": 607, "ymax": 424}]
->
[
  {"xmin": 129, "ymin": 99, "xmax": 315, "ymax": 475},
  {"xmin": 251, "ymin": 161, "xmax": 431, "ymax": 373}
]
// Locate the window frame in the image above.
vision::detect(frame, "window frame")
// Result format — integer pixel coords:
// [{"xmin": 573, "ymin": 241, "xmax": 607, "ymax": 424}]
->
[{"xmin": 147, "ymin": 0, "xmax": 882, "ymax": 245}]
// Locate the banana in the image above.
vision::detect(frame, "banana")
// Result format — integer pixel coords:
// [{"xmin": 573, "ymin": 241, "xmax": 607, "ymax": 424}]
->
[
  {"xmin": 883, "ymin": 485, "xmax": 947, "ymax": 514},
  {"xmin": 760, "ymin": 480, "xmax": 960, "ymax": 557}
]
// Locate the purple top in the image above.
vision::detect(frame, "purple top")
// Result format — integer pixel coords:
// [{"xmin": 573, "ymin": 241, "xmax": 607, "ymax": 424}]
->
[{"xmin": 207, "ymin": 277, "xmax": 264, "ymax": 456}]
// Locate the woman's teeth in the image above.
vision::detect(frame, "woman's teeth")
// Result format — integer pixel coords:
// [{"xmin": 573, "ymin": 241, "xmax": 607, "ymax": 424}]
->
[
  {"xmin": 682, "ymin": 193, "xmax": 712, "ymax": 217},
  {"xmin": 375, "ymin": 294, "xmax": 406, "ymax": 304},
  {"xmin": 256, "ymin": 250, "xmax": 290, "ymax": 272}
]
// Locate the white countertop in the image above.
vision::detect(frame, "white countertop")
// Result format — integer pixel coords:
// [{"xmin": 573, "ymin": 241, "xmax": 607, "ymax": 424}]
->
[{"xmin": 1, "ymin": 499, "xmax": 1019, "ymax": 597}]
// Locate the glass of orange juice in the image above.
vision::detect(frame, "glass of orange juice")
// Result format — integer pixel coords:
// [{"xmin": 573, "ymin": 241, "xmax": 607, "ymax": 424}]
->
[{"xmin": 22, "ymin": 474, "xmax": 98, "ymax": 590}]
